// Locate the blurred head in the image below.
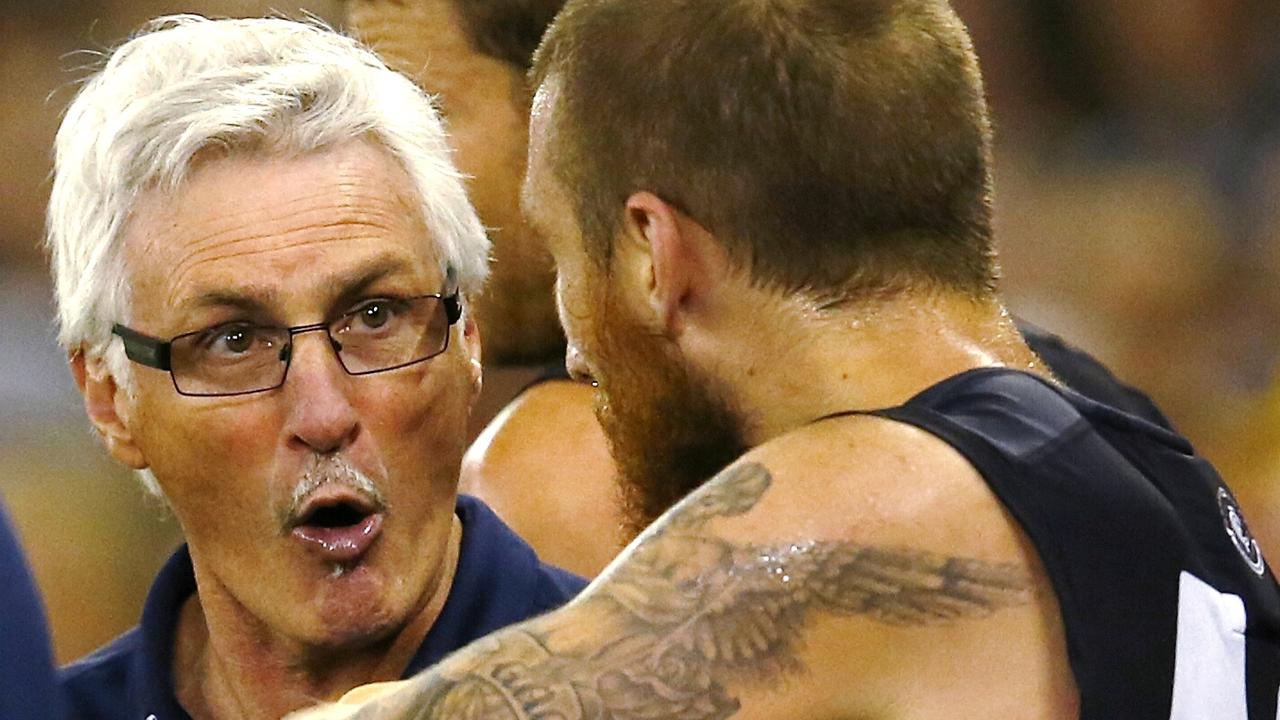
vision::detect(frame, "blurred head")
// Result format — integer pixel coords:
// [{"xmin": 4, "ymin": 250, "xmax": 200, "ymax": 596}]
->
[
  {"xmin": 348, "ymin": 0, "xmax": 568, "ymax": 363},
  {"xmin": 47, "ymin": 15, "xmax": 488, "ymax": 650},
  {"xmin": 525, "ymin": 0, "xmax": 998, "ymax": 529}
]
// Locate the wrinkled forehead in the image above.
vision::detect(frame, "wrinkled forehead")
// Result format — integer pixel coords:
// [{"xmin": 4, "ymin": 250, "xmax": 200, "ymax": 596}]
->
[{"xmin": 122, "ymin": 140, "xmax": 444, "ymax": 316}]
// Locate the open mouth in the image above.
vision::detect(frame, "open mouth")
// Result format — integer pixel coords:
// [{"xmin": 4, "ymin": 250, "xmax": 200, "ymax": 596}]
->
[
  {"xmin": 289, "ymin": 491, "xmax": 385, "ymax": 564},
  {"xmin": 301, "ymin": 501, "xmax": 370, "ymax": 529}
]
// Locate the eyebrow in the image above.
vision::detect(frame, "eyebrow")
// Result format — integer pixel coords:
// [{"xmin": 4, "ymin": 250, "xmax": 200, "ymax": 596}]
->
[
  {"xmin": 175, "ymin": 255, "xmax": 426, "ymax": 320},
  {"xmin": 330, "ymin": 257, "xmax": 422, "ymax": 313}
]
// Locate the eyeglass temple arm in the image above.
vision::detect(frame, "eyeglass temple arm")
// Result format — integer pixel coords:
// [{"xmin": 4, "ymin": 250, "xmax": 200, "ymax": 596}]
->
[
  {"xmin": 111, "ymin": 324, "xmax": 172, "ymax": 371},
  {"xmin": 442, "ymin": 265, "xmax": 462, "ymax": 325},
  {"xmin": 443, "ymin": 295, "xmax": 462, "ymax": 325}
]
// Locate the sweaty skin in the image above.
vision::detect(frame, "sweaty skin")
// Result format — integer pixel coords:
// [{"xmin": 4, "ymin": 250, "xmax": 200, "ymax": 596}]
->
[
  {"xmin": 294, "ymin": 422, "xmax": 1078, "ymax": 720},
  {"xmin": 1231, "ymin": 377, "xmax": 1280, "ymax": 561}
]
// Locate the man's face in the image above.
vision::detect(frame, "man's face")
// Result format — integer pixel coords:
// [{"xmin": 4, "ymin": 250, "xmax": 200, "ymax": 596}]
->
[
  {"xmin": 348, "ymin": 0, "xmax": 562, "ymax": 362},
  {"xmin": 116, "ymin": 140, "xmax": 479, "ymax": 648},
  {"xmin": 523, "ymin": 91, "xmax": 746, "ymax": 535}
]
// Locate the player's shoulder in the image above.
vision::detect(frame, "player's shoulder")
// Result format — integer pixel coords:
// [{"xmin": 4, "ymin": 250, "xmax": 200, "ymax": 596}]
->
[
  {"xmin": 500, "ymin": 378, "xmax": 596, "ymax": 426},
  {"xmin": 460, "ymin": 379, "xmax": 620, "ymax": 576},
  {"xmin": 637, "ymin": 407, "xmax": 1076, "ymax": 717},
  {"xmin": 464, "ymin": 380, "xmax": 598, "ymax": 471},
  {"xmin": 719, "ymin": 409, "xmax": 1029, "ymax": 561},
  {"xmin": 461, "ymin": 379, "xmax": 607, "ymax": 492}
]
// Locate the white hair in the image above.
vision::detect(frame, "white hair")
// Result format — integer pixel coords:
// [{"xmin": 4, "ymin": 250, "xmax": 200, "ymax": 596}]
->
[{"xmin": 46, "ymin": 15, "xmax": 490, "ymax": 497}]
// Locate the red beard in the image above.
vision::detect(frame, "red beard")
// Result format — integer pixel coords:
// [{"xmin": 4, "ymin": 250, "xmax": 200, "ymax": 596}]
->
[{"xmin": 590, "ymin": 292, "xmax": 749, "ymax": 538}]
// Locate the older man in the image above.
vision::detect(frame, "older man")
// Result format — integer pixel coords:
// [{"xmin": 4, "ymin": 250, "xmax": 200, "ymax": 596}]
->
[
  {"xmin": 304, "ymin": 0, "xmax": 1280, "ymax": 717},
  {"xmin": 47, "ymin": 16, "xmax": 584, "ymax": 719}
]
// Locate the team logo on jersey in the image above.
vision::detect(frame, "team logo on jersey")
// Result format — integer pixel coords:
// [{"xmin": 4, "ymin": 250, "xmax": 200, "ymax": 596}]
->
[{"xmin": 1219, "ymin": 487, "xmax": 1266, "ymax": 576}]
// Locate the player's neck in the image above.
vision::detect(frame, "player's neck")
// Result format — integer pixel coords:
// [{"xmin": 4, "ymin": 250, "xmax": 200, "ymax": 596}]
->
[
  {"xmin": 172, "ymin": 517, "xmax": 462, "ymax": 719},
  {"xmin": 702, "ymin": 289, "xmax": 1042, "ymax": 446}
]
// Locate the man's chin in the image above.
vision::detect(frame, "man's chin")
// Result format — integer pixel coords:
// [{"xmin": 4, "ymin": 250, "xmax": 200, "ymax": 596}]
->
[
  {"xmin": 284, "ymin": 556, "xmax": 412, "ymax": 650},
  {"xmin": 299, "ymin": 576, "xmax": 408, "ymax": 651}
]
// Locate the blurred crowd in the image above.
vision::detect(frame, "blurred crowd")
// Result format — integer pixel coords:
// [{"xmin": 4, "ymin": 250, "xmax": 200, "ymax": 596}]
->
[{"xmin": 1, "ymin": 0, "xmax": 1277, "ymax": 663}]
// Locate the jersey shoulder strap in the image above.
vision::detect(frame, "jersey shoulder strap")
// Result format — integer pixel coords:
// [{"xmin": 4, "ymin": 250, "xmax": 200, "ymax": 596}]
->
[{"xmin": 834, "ymin": 367, "xmax": 1280, "ymax": 720}]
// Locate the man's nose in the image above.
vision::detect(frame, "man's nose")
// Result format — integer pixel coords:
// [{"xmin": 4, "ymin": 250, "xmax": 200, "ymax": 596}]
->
[{"xmin": 282, "ymin": 330, "xmax": 360, "ymax": 455}]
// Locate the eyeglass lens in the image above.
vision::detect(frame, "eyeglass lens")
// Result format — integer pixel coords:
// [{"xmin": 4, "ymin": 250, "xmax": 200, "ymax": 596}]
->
[{"xmin": 167, "ymin": 296, "xmax": 450, "ymax": 396}]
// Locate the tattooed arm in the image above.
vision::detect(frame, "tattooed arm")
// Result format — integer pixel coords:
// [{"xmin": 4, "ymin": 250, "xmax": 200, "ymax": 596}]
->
[{"xmin": 299, "ymin": 420, "xmax": 1074, "ymax": 719}]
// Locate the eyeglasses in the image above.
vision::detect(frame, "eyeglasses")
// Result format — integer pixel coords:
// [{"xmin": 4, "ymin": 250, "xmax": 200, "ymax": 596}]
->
[{"xmin": 111, "ymin": 293, "xmax": 462, "ymax": 397}]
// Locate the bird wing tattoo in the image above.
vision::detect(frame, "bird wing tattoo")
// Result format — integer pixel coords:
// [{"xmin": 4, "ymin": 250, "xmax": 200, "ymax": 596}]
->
[{"xmin": 321, "ymin": 462, "xmax": 1032, "ymax": 720}]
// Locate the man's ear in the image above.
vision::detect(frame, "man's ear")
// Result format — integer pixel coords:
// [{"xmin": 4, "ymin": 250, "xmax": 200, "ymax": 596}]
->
[
  {"xmin": 69, "ymin": 350, "xmax": 148, "ymax": 469},
  {"xmin": 621, "ymin": 191, "xmax": 727, "ymax": 337}
]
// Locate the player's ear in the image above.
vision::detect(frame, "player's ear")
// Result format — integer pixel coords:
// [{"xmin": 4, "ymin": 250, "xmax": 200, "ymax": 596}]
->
[
  {"xmin": 69, "ymin": 350, "xmax": 148, "ymax": 469},
  {"xmin": 621, "ymin": 191, "xmax": 727, "ymax": 337}
]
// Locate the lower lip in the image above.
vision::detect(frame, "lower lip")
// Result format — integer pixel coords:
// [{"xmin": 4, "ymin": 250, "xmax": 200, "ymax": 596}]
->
[{"xmin": 291, "ymin": 513, "xmax": 384, "ymax": 564}]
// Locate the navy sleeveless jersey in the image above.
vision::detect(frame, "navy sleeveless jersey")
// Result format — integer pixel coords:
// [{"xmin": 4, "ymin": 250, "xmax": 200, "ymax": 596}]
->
[{"xmin": 865, "ymin": 368, "xmax": 1280, "ymax": 719}]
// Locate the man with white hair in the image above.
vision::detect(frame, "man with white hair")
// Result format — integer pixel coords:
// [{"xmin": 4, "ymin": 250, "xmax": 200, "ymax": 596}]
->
[{"xmin": 47, "ymin": 15, "xmax": 584, "ymax": 719}]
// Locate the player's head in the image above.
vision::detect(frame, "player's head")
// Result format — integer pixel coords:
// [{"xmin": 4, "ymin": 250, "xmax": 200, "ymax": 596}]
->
[
  {"xmin": 524, "ymin": 0, "xmax": 998, "ymax": 531},
  {"xmin": 48, "ymin": 14, "xmax": 487, "ymax": 652},
  {"xmin": 348, "ymin": 0, "xmax": 569, "ymax": 363}
]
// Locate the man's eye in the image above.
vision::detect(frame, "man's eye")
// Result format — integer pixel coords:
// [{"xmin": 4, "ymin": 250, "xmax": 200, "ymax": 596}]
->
[
  {"xmin": 198, "ymin": 324, "xmax": 261, "ymax": 355},
  {"xmin": 358, "ymin": 301, "xmax": 391, "ymax": 329},
  {"xmin": 222, "ymin": 327, "xmax": 254, "ymax": 353},
  {"xmin": 344, "ymin": 299, "xmax": 408, "ymax": 333}
]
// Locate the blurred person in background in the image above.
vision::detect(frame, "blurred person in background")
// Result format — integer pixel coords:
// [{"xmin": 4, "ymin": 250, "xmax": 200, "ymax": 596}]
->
[
  {"xmin": 46, "ymin": 15, "xmax": 582, "ymax": 719},
  {"xmin": 1229, "ymin": 148, "xmax": 1280, "ymax": 562},
  {"xmin": 347, "ymin": 0, "xmax": 623, "ymax": 576},
  {"xmin": 0, "ymin": 502, "xmax": 64, "ymax": 719},
  {"xmin": 349, "ymin": 0, "xmax": 1185, "ymax": 580},
  {"xmin": 299, "ymin": 0, "xmax": 1279, "ymax": 716},
  {"xmin": 970, "ymin": 0, "xmax": 1280, "ymax": 460}
]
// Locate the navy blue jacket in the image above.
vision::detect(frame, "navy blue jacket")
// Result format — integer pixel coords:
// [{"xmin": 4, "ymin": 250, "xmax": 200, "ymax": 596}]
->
[
  {"xmin": 0, "ymin": 499, "xmax": 65, "ymax": 720},
  {"xmin": 59, "ymin": 495, "xmax": 586, "ymax": 720}
]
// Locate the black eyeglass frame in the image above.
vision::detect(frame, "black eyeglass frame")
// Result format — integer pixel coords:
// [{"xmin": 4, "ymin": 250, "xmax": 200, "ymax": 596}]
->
[{"xmin": 111, "ymin": 292, "xmax": 462, "ymax": 397}]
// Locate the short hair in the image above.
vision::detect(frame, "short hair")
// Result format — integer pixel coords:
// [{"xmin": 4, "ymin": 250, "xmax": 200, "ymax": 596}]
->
[
  {"xmin": 451, "ymin": 0, "xmax": 566, "ymax": 70},
  {"xmin": 532, "ymin": 0, "xmax": 998, "ymax": 300},
  {"xmin": 47, "ymin": 15, "xmax": 489, "ymax": 497},
  {"xmin": 47, "ymin": 14, "xmax": 489, "ymax": 370}
]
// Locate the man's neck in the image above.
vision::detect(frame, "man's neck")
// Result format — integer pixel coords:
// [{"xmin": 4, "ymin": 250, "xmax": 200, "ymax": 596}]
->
[
  {"xmin": 698, "ymin": 291, "xmax": 1043, "ymax": 446},
  {"xmin": 173, "ymin": 516, "xmax": 462, "ymax": 720}
]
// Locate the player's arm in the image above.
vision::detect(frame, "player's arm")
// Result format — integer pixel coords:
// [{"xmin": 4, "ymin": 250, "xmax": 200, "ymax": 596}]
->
[{"xmin": 301, "ymin": 417, "xmax": 1072, "ymax": 719}]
